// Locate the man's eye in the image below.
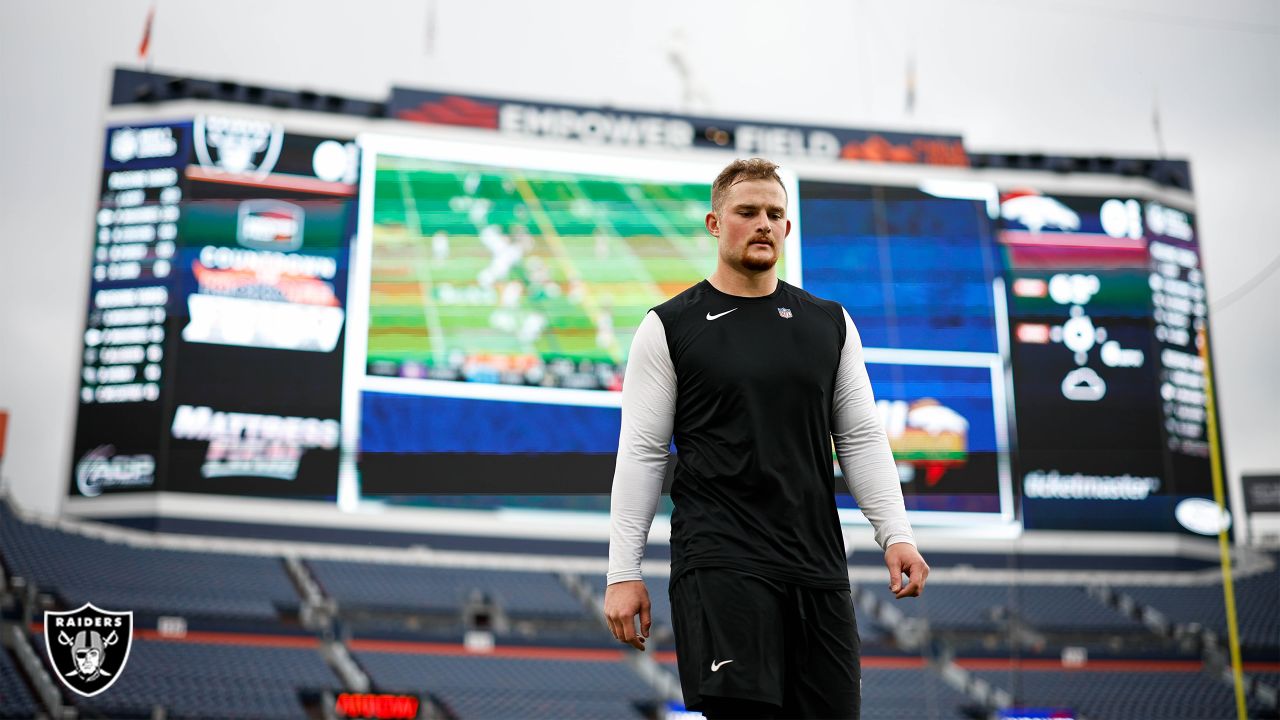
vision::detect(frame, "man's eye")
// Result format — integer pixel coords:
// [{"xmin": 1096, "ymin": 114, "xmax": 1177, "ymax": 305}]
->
[{"xmin": 769, "ymin": 213, "xmax": 782, "ymax": 220}]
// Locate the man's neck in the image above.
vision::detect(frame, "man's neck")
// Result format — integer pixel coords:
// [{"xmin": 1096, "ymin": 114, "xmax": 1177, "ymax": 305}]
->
[{"xmin": 707, "ymin": 265, "xmax": 778, "ymax": 297}]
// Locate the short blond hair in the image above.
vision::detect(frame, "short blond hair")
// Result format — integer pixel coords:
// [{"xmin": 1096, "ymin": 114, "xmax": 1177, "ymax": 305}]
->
[{"xmin": 711, "ymin": 158, "xmax": 787, "ymax": 214}]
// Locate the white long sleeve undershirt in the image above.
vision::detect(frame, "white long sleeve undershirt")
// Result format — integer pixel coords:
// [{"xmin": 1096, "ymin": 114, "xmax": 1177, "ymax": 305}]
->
[{"xmin": 606, "ymin": 308, "xmax": 915, "ymax": 585}]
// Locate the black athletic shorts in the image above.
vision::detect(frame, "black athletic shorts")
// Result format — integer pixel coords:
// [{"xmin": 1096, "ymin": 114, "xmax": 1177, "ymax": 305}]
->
[{"xmin": 669, "ymin": 567, "xmax": 861, "ymax": 718}]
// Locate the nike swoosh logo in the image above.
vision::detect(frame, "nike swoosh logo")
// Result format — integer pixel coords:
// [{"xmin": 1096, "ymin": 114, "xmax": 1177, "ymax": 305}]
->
[
  {"xmin": 705, "ymin": 308, "xmax": 738, "ymax": 321},
  {"xmin": 711, "ymin": 659, "xmax": 734, "ymax": 672}
]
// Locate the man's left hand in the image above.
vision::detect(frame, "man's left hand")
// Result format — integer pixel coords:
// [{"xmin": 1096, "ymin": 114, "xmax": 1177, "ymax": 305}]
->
[{"xmin": 885, "ymin": 542, "xmax": 929, "ymax": 599}]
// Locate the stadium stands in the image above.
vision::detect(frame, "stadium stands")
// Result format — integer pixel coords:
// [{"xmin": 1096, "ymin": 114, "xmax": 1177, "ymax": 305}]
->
[
  {"xmin": 355, "ymin": 649, "xmax": 653, "ymax": 719},
  {"xmin": 3, "ymin": 497, "xmax": 1276, "ymax": 719},
  {"xmin": 862, "ymin": 667, "xmax": 975, "ymax": 720},
  {"xmin": 33, "ymin": 634, "xmax": 340, "ymax": 720},
  {"xmin": 859, "ymin": 582, "xmax": 1147, "ymax": 635},
  {"xmin": 858, "ymin": 582, "xmax": 1015, "ymax": 632},
  {"xmin": 308, "ymin": 559, "xmax": 586, "ymax": 618},
  {"xmin": 970, "ymin": 667, "xmax": 1270, "ymax": 720},
  {"xmin": 1002, "ymin": 585, "xmax": 1146, "ymax": 633},
  {"xmin": 1115, "ymin": 573, "xmax": 1280, "ymax": 652},
  {"xmin": 0, "ymin": 648, "xmax": 39, "ymax": 720},
  {"xmin": 0, "ymin": 503, "xmax": 300, "ymax": 622}
]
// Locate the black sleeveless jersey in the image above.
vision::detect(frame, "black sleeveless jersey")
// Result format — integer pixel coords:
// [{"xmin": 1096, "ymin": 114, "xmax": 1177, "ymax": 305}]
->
[{"xmin": 651, "ymin": 279, "xmax": 851, "ymax": 589}]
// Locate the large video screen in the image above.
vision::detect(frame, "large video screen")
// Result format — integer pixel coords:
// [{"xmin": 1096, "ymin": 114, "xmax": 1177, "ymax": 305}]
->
[
  {"xmin": 343, "ymin": 137, "xmax": 799, "ymax": 497},
  {"xmin": 799, "ymin": 180, "xmax": 1012, "ymax": 523},
  {"xmin": 72, "ymin": 107, "xmax": 1229, "ymax": 537},
  {"xmin": 70, "ymin": 115, "xmax": 358, "ymax": 501}
]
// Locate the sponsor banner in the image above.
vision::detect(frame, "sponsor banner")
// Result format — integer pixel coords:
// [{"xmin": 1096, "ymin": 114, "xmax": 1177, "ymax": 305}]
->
[
  {"xmin": 171, "ymin": 404, "xmax": 339, "ymax": 482},
  {"xmin": 44, "ymin": 604, "xmax": 134, "ymax": 698},
  {"xmin": 75, "ymin": 445, "xmax": 156, "ymax": 497},
  {"xmin": 389, "ymin": 87, "xmax": 968, "ymax": 167}
]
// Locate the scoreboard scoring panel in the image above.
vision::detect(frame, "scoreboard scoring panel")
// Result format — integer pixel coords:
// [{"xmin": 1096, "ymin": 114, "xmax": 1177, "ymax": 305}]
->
[
  {"xmin": 71, "ymin": 116, "xmax": 358, "ymax": 501},
  {"xmin": 998, "ymin": 189, "xmax": 1220, "ymax": 533}
]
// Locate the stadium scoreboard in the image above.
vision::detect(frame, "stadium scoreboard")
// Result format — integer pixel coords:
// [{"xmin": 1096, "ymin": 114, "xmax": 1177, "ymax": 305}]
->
[{"xmin": 67, "ymin": 75, "xmax": 1232, "ymax": 540}]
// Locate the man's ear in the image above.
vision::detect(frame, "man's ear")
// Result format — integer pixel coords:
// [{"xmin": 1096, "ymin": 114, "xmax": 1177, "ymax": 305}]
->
[
  {"xmin": 705, "ymin": 211, "xmax": 720, "ymax": 237},
  {"xmin": 784, "ymin": 218, "xmax": 792, "ymax": 238}
]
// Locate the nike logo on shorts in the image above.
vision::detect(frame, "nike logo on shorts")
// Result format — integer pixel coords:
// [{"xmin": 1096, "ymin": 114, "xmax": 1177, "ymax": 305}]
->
[
  {"xmin": 711, "ymin": 659, "xmax": 734, "ymax": 671},
  {"xmin": 706, "ymin": 309, "xmax": 738, "ymax": 321}
]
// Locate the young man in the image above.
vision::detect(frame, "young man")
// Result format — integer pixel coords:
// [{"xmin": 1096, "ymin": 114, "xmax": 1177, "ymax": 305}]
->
[{"xmin": 605, "ymin": 158, "xmax": 929, "ymax": 719}]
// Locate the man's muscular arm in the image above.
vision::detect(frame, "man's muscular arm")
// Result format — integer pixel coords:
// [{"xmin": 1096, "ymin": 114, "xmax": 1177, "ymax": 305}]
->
[
  {"xmin": 831, "ymin": 307, "xmax": 929, "ymax": 598},
  {"xmin": 605, "ymin": 310, "xmax": 676, "ymax": 648}
]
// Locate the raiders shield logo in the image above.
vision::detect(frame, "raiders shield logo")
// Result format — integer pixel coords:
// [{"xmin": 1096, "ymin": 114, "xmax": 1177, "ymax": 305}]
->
[
  {"xmin": 193, "ymin": 114, "xmax": 284, "ymax": 177},
  {"xmin": 44, "ymin": 603, "xmax": 133, "ymax": 697}
]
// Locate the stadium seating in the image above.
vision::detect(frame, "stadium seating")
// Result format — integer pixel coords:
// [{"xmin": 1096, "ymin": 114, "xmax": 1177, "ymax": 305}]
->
[
  {"xmin": 308, "ymin": 559, "xmax": 586, "ymax": 619},
  {"xmin": 355, "ymin": 649, "xmax": 654, "ymax": 719},
  {"xmin": 861, "ymin": 667, "xmax": 976, "ymax": 720},
  {"xmin": 3, "ymin": 497, "xmax": 1273, "ymax": 719},
  {"xmin": 1114, "ymin": 573, "xmax": 1280, "ymax": 652},
  {"xmin": 0, "ymin": 504, "xmax": 300, "ymax": 621},
  {"xmin": 0, "ymin": 648, "xmax": 39, "ymax": 720},
  {"xmin": 33, "ymin": 635, "xmax": 339, "ymax": 720},
  {"xmin": 1001, "ymin": 585, "xmax": 1145, "ymax": 633},
  {"xmin": 858, "ymin": 582, "xmax": 1013, "ymax": 632},
  {"xmin": 859, "ymin": 582, "xmax": 1142, "ymax": 634},
  {"xmin": 970, "ymin": 667, "xmax": 1270, "ymax": 720}
]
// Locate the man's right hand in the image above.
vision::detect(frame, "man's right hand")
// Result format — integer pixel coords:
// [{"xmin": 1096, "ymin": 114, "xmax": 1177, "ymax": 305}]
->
[{"xmin": 603, "ymin": 579, "xmax": 651, "ymax": 651}]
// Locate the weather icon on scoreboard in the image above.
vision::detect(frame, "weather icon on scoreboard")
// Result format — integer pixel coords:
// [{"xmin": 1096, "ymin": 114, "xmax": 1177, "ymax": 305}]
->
[
  {"xmin": 1013, "ymin": 272, "xmax": 1145, "ymax": 403},
  {"xmin": 1061, "ymin": 367, "xmax": 1107, "ymax": 402}
]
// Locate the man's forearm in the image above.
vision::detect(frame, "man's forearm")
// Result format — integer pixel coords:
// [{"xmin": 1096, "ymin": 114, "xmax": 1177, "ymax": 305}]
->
[
  {"xmin": 607, "ymin": 451, "xmax": 667, "ymax": 583},
  {"xmin": 832, "ymin": 307, "xmax": 916, "ymax": 550}
]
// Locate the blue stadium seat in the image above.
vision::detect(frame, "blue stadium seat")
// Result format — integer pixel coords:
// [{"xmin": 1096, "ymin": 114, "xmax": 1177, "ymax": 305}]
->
[
  {"xmin": 0, "ymin": 504, "xmax": 300, "ymax": 621},
  {"xmin": 355, "ymin": 649, "xmax": 654, "ymax": 719},
  {"xmin": 308, "ymin": 560, "xmax": 586, "ymax": 618},
  {"xmin": 970, "ymin": 668, "xmax": 1263, "ymax": 720},
  {"xmin": 860, "ymin": 582, "xmax": 1140, "ymax": 634},
  {"xmin": 1114, "ymin": 574, "xmax": 1280, "ymax": 651},
  {"xmin": 32, "ymin": 635, "xmax": 339, "ymax": 720},
  {"xmin": 0, "ymin": 648, "xmax": 40, "ymax": 720}
]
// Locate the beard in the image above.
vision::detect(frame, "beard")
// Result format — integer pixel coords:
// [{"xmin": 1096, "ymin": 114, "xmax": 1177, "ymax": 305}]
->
[{"xmin": 738, "ymin": 237, "xmax": 778, "ymax": 272}]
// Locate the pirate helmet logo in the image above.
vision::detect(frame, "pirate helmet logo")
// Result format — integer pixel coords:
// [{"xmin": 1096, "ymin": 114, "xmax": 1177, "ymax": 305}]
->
[
  {"xmin": 44, "ymin": 603, "xmax": 133, "ymax": 697},
  {"xmin": 193, "ymin": 114, "xmax": 284, "ymax": 178}
]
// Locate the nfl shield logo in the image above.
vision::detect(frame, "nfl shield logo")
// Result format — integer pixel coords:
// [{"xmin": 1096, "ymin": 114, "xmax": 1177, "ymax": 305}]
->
[
  {"xmin": 44, "ymin": 603, "xmax": 133, "ymax": 697},
  {"xmin": 777, "ymin": 307, "xmax": 793, "ymax": 319}
]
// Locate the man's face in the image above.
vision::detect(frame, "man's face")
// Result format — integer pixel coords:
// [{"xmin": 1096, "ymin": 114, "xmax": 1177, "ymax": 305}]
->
[{"xmin": 706, "ymin": 178, "xmax": 790, "ymax": 274}]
